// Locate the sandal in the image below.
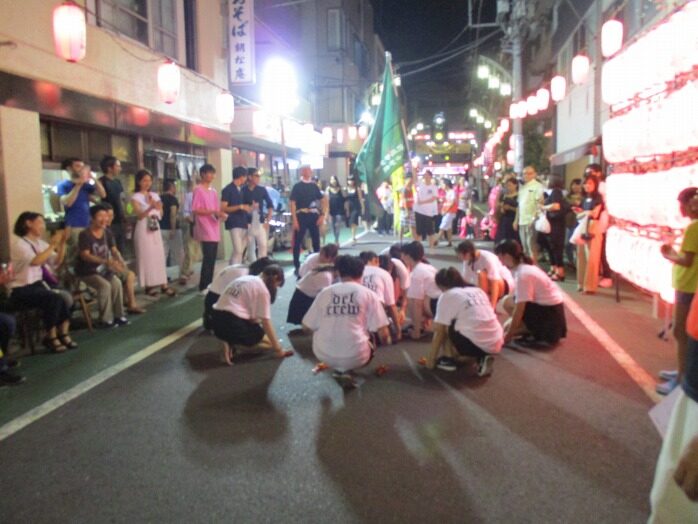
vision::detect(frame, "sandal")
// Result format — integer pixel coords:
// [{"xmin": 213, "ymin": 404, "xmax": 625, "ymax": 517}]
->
[
  {"xmin": 550, "ymin": 274, "xmax": 565, "ymax": 282},
  {"xmin": 58, "ymin": 335, "xmax": 78, "ymax": 349},
  {"xmin": 162, "ymin": 287, "xmax": 176, "ymax": 297},
  {"xmin": 127, "ymin": 306, "xmax": 146, "ymax": 314},
  {"xmin": 145, "ymin": 287, "xmax": 159, "ymax": 297},
  {"xmin": 43, "ymin": 336, "xmax": 66, "ymax": 353}
]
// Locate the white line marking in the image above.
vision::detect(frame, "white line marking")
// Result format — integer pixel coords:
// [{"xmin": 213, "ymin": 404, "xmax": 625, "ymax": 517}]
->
[
  {"xmin": 0, "ymin": 319, "xmax": 202, "ymax": 442},
  {"xmin": 562, "ymin": 291, "xmax": 661, "ymax": 404}
]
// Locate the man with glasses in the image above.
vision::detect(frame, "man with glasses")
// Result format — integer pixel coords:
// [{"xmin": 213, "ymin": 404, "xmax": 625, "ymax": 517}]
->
[
  {"xmin": 243, "ymin": 167, "xmax": 274, "ymax": 263},
  {"xmin": 513, "ymin": 166, "xmax": 545, "ymax": 263}
]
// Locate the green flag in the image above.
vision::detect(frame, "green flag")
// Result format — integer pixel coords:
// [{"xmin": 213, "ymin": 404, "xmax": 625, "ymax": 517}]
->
[{"xmin": 355, "ymin": 53, "xmax": 409, "ymax": 232}]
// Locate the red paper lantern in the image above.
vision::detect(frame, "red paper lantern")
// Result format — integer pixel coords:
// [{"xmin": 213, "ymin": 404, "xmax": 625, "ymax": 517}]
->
[
  {"xmin": 571, "ymin": 54, "xmax": 590, "ymax": 85},
  {"xmin": 526, "ymin": 95, "xmax": 539, "ymax": 116},
  {"xmin": 336, "ymin": 128, "xmax": 345, "ymax": 144},
  {"xmin": 322, "ymin": 127, "xmax": 333, "ymax": 145},
  {"xmin": 158, "ymin": 61, "xmax": 180, "ymax": 104},
  {"xmin": 500, "ymin": 118, "xmax": 510, "ymax": 133},
  {"xmin": 509, "ymin": 102, "xmax": 518, "ymax": 119},
  {"xmin": 601, "ymin": 20, "xmax": 623, "ymax": 58},
  {"xmin": 536, "ymin": 88, "xmax": 550, "ymax": 111},
  {"xmin": 216, "ymin": 92, "xmax": 235, "ymax": 125},
  {"xmin": 506, "ymin": 150, "xmax": 515, "ymax": 166},
  {"xmin": 358, "ymin": 125, "xmax": 368, "ymax": 140},
  {"xmin": 53, "ymin": 1, "xmax": 86, "ymax": 62},
  {"xmin": 348, "ymin": 126, "xmax": 358, "ymax": 140},
  {"xmin": 551, "ymin": 75, "xmax": 566, "ymax": 102}
]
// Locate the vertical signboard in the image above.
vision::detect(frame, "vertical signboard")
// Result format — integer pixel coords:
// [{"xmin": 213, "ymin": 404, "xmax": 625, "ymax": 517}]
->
[{"xmin": 229, "ymin": 0, "xmax": 255, "ymax": 85}]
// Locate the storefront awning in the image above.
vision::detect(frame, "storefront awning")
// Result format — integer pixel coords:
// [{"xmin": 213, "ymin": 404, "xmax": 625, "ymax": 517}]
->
[{"xmin": 550, "ymin": 138, "xmax": 601, "ymax": 167}]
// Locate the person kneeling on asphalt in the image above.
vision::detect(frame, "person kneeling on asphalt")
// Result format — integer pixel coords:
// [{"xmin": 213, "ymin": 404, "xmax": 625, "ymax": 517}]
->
[
  {"xmin": 359, "ymin": 251, "xmax": 401, "ymax": 342},
  {"xmin": 302, "ymin": 255, "xmax": 390, "ymax": 389},
  {"xmin": 426, "ymin": 267, "xmax": 504, "ymax": 376},
  {"xmin": 400, "ymin": 241, "xmax": 441, "ymax": 340},
  {"xmin": 494, "ymin": 240, "xmax": 567, "ymax": 346},
  {"xmin": 286, "ymin": 261, "xmax": 336, "ymax": 334},
  {"xmin": 203, "ymin": 257, "xmax": 276, "ymax": 330},
  {"xmin": 211, "ymin": 264, "xmax": 292, "ymax": 366}
]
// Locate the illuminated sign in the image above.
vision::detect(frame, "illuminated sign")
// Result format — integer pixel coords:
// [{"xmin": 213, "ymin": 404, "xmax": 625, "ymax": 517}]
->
[
  {"xmin": 448, "ymin": 131, "xmax": 476, "ymax": 140},
  {"xmin": 229, "ymin": 0, "xmax": 255, "ymax": 85}
]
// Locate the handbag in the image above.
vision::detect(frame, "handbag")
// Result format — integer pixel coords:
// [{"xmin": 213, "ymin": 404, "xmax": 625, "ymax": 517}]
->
[
  {"xmin": 147, "ymin": 216, "xmax": 160, "ymax": 231},
  {"xmin": 535, "ymin": 213, "xmax": 551, "ymax": 234},
  {"xmin": 569, "ymin": 215, "xmax": 589, "ymax": 245}
]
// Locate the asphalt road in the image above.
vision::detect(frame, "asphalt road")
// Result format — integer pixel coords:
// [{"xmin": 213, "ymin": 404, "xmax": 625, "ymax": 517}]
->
[{"xmin": 0, "ymin": 235, "xmax": 661, "ymax": 523}]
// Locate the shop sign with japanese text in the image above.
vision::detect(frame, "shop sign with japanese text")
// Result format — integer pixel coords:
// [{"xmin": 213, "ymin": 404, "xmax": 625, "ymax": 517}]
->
[{"xmin": 229, "ymin": 0, "xmax": 255, "ymax": 85}]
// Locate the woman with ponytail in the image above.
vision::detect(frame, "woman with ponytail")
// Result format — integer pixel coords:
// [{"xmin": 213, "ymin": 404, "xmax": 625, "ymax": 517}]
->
[
  {"xmin": 494, "ymin": 240, "xmax": 567, "ymax": 346},
  {"xmin": 426, "ymin": 267, "xmax": 503, "ymax": 376},
  {"xmin": 400, "ymin": 241, "xmax": 441, "ymax": 339}
]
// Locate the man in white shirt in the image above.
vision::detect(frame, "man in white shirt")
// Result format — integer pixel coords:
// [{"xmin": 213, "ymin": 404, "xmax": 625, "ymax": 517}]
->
[
  {"xmin": 514, "ymin": 166, "xmax": 545, "ymax": 263},
  {"xmin": 413, "ymin": 170, "xmax": 439, "ymax": 246},
  {"xmin": 303, "ymin": 255, "xmax": 389, "ymax": 388}
]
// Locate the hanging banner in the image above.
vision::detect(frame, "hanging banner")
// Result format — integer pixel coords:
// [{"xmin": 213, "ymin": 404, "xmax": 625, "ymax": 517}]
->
[{"xmin": 228, "ymin": 0, "xmax": 255, "ymax": 85}]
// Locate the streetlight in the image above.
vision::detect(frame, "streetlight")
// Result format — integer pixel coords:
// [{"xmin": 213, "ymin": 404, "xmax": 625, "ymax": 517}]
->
[
  {"xmin": 477, "ymin": 64, "xmax": 489, "ymax": 79},
  {"xmin": 261, "ymin": 57, "xmax": 299, "ymax": 186}
]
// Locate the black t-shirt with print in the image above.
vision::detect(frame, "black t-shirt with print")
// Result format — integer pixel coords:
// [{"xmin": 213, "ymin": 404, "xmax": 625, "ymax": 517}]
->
[
  {"xmin": 75, "ymin": 228, "xmax": 115, "ymax": 277},
  {"xmin": 290, "ymin": 181, "xmax": 323, "ymax": 210}
]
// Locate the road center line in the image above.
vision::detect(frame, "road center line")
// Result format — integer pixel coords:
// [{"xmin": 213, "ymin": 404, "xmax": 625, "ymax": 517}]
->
[
  {"xmin": 562, "ymin": 291, "xmax": 661, "ymax": 404},
  {"xmin": 0, "ymin": 319, "xmax": 202, "ymax": 442}
]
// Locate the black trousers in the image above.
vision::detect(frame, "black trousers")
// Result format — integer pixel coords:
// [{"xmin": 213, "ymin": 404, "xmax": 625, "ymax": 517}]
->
[
  {"xmin": 0, "ymin": 313, "xmax": 15, "ymax": 354},
  {"xmin": 199, "ymin": 241, "xmax": 218, "ymax": 291},
  {"xmin": 10, "ymin": 281, "xmax": 70, "ymax": 329},
  {"xmin": 293, "ymin": 213, "xmax": 320, "ymax": 269}
]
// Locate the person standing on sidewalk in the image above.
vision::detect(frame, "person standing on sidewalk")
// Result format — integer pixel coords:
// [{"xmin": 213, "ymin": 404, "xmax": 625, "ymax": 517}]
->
[
  {"xmin": 657, "ymin": 187, "xmax": 698, "ymax": 395},
  {"xmin": 193, "ymin": 164, "xmax": 226, "ymax": 292},
  {"xmin": 513, "ymin": 166, "xmax": 545, "ymax": 264},
  {"xmin": 574, "ymin": 174, "xmax": 605, "ymax": 294},
  {"xmin": 243, "ymin": 167, "xmax": 274, "ymax": 263},
  {"xmin": 180, "ymin": 180, "xmax": 197, "ymax": 279},
  {"xmin": 290, "ymin": 165, "xmax": 327, "ymax": 276},
  {"xmin": 99, "ymin": 156, "xmax": 127, "ymax": 255},
  {"xmin": 160, "ymin": 180, "xmax": 186, "ymax": 285},
  {"xmin": 345, "ymin": 176, "xmax": 365, "ymax": 245},
  {"xmin": 221, "ymin": 167, "xmax": 250, "ymax": 265},
  {"xmin": 57, "ymin": 158, "xmax": 107, "ymax": 267}
]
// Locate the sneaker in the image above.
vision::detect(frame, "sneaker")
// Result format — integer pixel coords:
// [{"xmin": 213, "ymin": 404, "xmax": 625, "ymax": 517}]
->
[
  {"xmin": 0, "ymin": 369, "xmax": 26, "ymax": 387},
  {"xmin": 115, "ymin": 317, "xmax": 130, "ymax": 327},
  {"xmin": 198, "ymin": 289, "xmax": 208, "ymax": 296},
  {"xmin": 98, "ymin": 321, "xmax": 116, "ymax": 329},
  {"xmin": 436, "ymin": 356, "xmax": 457, "ymax": 372},
  {"xmin": 287, "ymin": 328, "xmax": 305, "ymax": 337},
  {"xmin": 658, "ymin": 369, "xmax": 678, "ymax": 381},
  {"xmin": 656, "ymin": 376, "xmax": 679, "ymax": 395},
  {"xmin": 476, "ymin": 355, "xmax": 494, "ymax": 377},
  {"xmin": 332, "ymin": 370, "xmax": 357, "ymax": 389},
  {"xmin": 599, "ymin": 277, "xmax": 613, "ymax": 288}
]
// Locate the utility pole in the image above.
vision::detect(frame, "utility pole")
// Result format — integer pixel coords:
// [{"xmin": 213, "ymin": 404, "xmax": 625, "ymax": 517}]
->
[{"xmin": 509, "ymin": 0, "xmax": 527, "ymax": 175}]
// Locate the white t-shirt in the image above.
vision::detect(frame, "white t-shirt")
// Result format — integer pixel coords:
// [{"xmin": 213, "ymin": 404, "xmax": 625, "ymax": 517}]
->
[
  {"xmin": 435, "ymin": 287, "xmax": 504, "ymax": 354},
  {"xmin": 10, "ymin": 236, "xmax": 45, "ymax": 288},
  {"xmin": 209, "ymin": 264, "xmax": 249, "ymax": 294},
  {"xmin": 513, "ymin": 264, "xmax": 564, "ymax": 306},
  {"xmin": 213, "ymin": 275, "xmax": 271, "ymax": 320},
  {"xmin": 413, "ymin": 181, "xmax": 438, "ymax": 216},
  {"xmin": 362, "ymin": 265, "xmax": 396, "ymax": 306},
  {"xmin": 299, "ymin": 253, "xmax": 320, "ymax": 277},
  {"xmin": 462, "ymin": 249, "xmax": 514, "ymax": 290},
  {"xmin": 406, "ymin": 262, "xmax": 441, "ymax": 300},
  {"xmin": 131, "ymin": 191, "xmax": 162, "ymax": 219},
  {"xmin": 297, "ymin": 266, "xmax": 335, "ymax": 297},
  {"xmin": 303, "ymin": 281, "xmax": 388, "ymax": 368},
  {"xmin": 392, "ymin": 257, "xmax": 411, "ymax": 290}
]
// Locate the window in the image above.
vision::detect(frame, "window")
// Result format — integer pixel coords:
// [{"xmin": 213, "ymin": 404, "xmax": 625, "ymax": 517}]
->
[
  {"xmin": 98, "ymin": 0, "xmax": 179, "ymax": 58},
  {"xmin": 327, "ymin": 9, "xmax": 344, "ymax": 51}
]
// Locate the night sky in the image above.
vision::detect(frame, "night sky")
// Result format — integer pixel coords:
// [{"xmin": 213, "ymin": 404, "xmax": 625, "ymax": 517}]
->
[{"xmin": 371, "ymin": 0, "xmax": 498, "ymax": 125}]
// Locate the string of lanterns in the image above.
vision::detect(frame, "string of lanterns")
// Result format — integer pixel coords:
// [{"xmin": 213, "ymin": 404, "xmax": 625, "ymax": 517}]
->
[
  {"xmin": 604, "ymin": 0, "xmax": 698, "ymax": 303},
  {"xmin": 51, "ymin": 1, "xmax": 236, "ymax": 124},
  {"xmin": 321, "ymin": 125, "xmax": 369, "ymax": 145}
]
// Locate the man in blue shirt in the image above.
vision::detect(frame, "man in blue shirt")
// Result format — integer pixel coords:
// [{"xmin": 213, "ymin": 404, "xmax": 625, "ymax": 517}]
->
[
  {"xmin": 56, "ymin": 157, "xmax": 106, "ymax": 267},
  {"xmin": 221, "ymin": 166, "xmax": 251, "ymax": 264}
]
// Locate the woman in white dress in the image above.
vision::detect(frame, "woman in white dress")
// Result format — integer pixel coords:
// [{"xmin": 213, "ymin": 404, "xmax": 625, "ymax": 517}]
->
[{"xmin": 131, "ymin": 170, "xmax": 175, "ymax": 297}]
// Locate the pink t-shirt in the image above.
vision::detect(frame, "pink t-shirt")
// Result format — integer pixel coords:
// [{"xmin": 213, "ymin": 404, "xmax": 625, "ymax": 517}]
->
[{"xmin": 192, "ymin": 185, "xmax": 220, "ymax": 242}]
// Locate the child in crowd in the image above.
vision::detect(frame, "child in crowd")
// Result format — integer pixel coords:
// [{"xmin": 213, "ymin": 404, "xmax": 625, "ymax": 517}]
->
[
  {"xmin": 302, "ymin": 255, "xmax": 390, "ymax": 389},
  {"xmin": 657, "ymin": 187, "xmax": 698, "ymax": 395},
  {"xmin": 459, "ymin": 209, "xmax": 478, "ymax": 239},
  {"xmin": 426, "ymin": 267, "xmax": 503, "ymax": 376}
]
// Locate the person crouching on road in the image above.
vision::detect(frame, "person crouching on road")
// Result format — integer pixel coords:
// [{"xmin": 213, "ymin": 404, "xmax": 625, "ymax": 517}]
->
[
  {"xmin": 495, "ymin": 240, "xmax": 567, "ymax": 346},
  {"xmin": 302, "ymin": 255, "xmax": 390, "ymax": 389},
  {"xmin": 426, "ymin": 267, "xmax": 503, "ymax": 376},
  {"xmin": 455, "ymin": 240, "xmax": 513, "ymax": 309},
  {"xmin": 204, "ymin": 257, "xmax": 275, "ymax": 330},
  {"xmin": 359, "ymin": 251, "xmax": 401, "ymax": 342},
  {"xmin": 400, "ymin": 241, "xmax": 441, "ymax": 340},
  {"xmin": 211, "ymin": 265, "xmax": 293, "ymax": 366},
  {"xmin": 287, "ymin": 261, "xmax": 336, "ymax": 332}
]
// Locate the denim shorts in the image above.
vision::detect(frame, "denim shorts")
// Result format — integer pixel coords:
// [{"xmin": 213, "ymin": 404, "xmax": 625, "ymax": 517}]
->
[{"xmin": 675, "ymin": 291, "xmax": 695, "ymax": 306}]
